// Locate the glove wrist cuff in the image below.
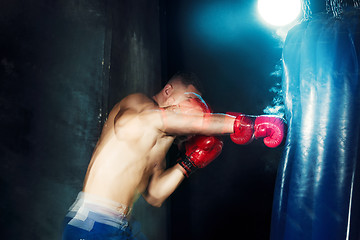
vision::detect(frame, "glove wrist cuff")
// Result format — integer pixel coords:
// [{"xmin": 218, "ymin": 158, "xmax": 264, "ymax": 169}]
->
[{"xmin": 178, "ymin": 156, "xmax": 198, "ymax": 177}]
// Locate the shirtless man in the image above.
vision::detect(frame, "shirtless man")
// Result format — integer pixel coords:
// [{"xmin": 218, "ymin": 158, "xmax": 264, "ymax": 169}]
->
[{"xmin": 62, "ymin": 72, "xmax": 285, "ymax": 240}]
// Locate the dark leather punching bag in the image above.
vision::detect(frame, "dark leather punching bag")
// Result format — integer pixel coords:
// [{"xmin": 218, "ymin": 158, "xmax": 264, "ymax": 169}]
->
[{"xmin": 270, "ymin": 9, "xmax": 360, "ymax": 240}]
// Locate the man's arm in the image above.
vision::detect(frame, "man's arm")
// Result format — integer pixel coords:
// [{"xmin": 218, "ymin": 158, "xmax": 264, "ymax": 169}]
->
[
  {"xmin": 142, "ymin": 162, "xmax": 185, "ymax": 207},
  {"xmin": 141, "ymin": 109, "xmax": 236, "ymax": 136},
  {"xmin": 142, "ymin": 135, "xmax": 223, "ymax": 207},
  {"xmin": 114, "ymin": 93, "xmax": 236, "ymax": 137},
  {"xmin": 115, "ymin": 93, "xmax": 285, "ymax": 147},
  {"xmin": 144, "ymin": 110, "xmax": 285, "ymax": 148}
]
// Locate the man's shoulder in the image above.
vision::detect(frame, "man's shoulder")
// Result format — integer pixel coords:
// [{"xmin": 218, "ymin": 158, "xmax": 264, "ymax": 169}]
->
[
  {"xmin": 122, "ymin": 93, "xmax": 151, "ymax": 104},
  {"xmin": 113, "ymin": 93, "xmax": 162, "ymax": 131},
  {"xmin": 119, "ymin": 93, "xmax": 156, "ymax": 112}
]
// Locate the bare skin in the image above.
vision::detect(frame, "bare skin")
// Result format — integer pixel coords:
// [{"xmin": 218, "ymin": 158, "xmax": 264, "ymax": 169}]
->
[{"xmin": 82, "ymin": 78, "xmax": 235, "ymax": 208}]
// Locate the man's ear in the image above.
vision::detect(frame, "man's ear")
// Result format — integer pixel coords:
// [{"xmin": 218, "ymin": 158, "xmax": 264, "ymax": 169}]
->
[
  {"xmin": 163, "ymin": 83, "xmax": 173, "ymax": 96},
  {"xmin": 162, "ymin": 83, "xmax": 175, "ymax": 106}
]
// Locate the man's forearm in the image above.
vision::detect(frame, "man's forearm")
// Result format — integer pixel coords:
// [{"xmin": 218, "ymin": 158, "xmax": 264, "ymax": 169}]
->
[
  {"xmin": 162, "ymin": 112, "xmax": 236, "ymax": 136},
  {"xmin": 143, "ymin": 164, "xmax": 185, "ymax": 207}
]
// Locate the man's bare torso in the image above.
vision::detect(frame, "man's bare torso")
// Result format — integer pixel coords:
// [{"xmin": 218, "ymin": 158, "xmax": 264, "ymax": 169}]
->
[{"xmin": 82, "ymin": 93, "xmax": 174, "ymax": 207}]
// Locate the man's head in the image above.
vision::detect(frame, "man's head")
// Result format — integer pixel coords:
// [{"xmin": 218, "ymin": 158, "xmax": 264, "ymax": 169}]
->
[{"xmin": 153, "ymin": 72, "xmax": 204, "ymax": 108}]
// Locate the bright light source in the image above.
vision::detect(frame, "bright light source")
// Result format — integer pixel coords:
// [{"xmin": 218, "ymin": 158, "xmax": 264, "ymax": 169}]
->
[{"xmin": 258, "ymin": 0, "xmax": 301, "ymax": 27}]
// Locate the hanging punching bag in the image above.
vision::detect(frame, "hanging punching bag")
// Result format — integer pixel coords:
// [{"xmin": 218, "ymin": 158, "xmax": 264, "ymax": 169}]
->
[{"xmin": 270, "ymin": 9, "xmax": 360, "ymax": 240}]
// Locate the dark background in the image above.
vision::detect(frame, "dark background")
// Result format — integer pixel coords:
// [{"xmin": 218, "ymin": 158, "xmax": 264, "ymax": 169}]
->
[
  {"xmin": 165, "ymin": 1, "xmax": 284, "ymax": 239},
  {"xmin": 0, "ymin": 0, "xmax": 325, "ymax": 239}
]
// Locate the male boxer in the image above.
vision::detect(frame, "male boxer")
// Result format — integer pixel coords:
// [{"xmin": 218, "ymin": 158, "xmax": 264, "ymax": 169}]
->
[{"xmin": 62, "ymin": 72, "xmax": 285, "ymax": 239}]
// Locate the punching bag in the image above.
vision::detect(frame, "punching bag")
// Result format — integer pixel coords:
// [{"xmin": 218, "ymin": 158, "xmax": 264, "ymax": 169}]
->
[{"xmin": 270, "ymin": 9, "xmax": 360, "ymax": 240}]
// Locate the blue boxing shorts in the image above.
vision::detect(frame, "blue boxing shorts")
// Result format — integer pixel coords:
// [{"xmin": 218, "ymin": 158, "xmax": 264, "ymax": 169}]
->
[{"xmin": 62, "ymin": 192, "xmax": 145, "ymax": 240}]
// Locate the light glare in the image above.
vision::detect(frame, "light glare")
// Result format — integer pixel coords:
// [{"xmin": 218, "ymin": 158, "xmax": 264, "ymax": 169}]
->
[{"xmin": 258, "ymin": 0, "xmax": 301, "ymax": 27}]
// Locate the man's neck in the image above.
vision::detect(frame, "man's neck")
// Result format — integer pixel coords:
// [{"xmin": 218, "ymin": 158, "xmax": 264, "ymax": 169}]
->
[{"xmin": 152, "ymin": 95, "xmax": 159, "ymax": 106}]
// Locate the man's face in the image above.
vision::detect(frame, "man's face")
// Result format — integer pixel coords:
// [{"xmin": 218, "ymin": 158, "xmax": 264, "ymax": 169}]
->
[
  {"xmin": 171, "ymin": 81, "xmax": 202, "ymax": 105},
  {"xmin": 173, "ymin": 92, "xmax": 210, "ymax": 147},
  {"xmin": 168, "ymin": 92, "xmax": 210, "ymax": 118},
  {"xmin": 176, "ymin": 92, "xmax": 210, "ymax": 115}
]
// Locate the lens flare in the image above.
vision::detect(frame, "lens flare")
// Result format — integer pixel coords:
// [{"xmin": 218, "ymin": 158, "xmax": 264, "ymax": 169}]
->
[{"xmin": 257, "ymin": 0, "xmax": 301, "ymax": 27}]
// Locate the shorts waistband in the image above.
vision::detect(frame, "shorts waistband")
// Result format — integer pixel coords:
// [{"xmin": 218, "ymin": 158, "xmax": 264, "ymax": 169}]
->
[{"xmin": 69, "ymin": 192, "xmax": 132, "ymax": 217}]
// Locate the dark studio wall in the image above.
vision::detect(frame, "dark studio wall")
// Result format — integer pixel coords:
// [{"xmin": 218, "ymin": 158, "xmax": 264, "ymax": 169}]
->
[
  {"xmin": 0, "ymin": 1, "xmax": 108, "ymax": 239},
  {"xmin": 0, "ymin": 0, "xmax": 166, "ymax": 239}
]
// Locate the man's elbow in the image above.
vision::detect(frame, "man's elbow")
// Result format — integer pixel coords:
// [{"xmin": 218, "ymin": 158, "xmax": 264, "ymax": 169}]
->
[
  {"xmin": 143, "ymin": 193, "xmax": 166, "ymax": 207},
  {"xmin": 148, "ymin": 199, "xmax": 164, "ymax": 208}
]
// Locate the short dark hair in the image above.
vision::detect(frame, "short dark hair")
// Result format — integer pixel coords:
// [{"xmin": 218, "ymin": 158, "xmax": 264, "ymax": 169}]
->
[{"xmin": 169, "ymin": 71, "xmax": 204, "ymax": 95}]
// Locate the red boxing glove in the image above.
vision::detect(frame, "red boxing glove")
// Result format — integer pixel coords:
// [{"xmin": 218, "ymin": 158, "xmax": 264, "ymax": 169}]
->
[
  {"xmin": 254, "ymin": 116, "xmax": 285, "ymax": 148},
  {"xmin": 228, "ymin": 112, "xmax": 254, "ymax": 145},
  {"xmin": 228, "ymin": 113, "xmax": 285, "ymax": 148},
  {"xmin": 178, "ymin": 135, "xmax": 223, "ymax": 177}
]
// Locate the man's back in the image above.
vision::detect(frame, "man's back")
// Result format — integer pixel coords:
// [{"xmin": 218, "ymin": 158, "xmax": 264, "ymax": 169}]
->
[{"xmin": 82, "ymin": 93, "xmax": 175, "ymax": 207}]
